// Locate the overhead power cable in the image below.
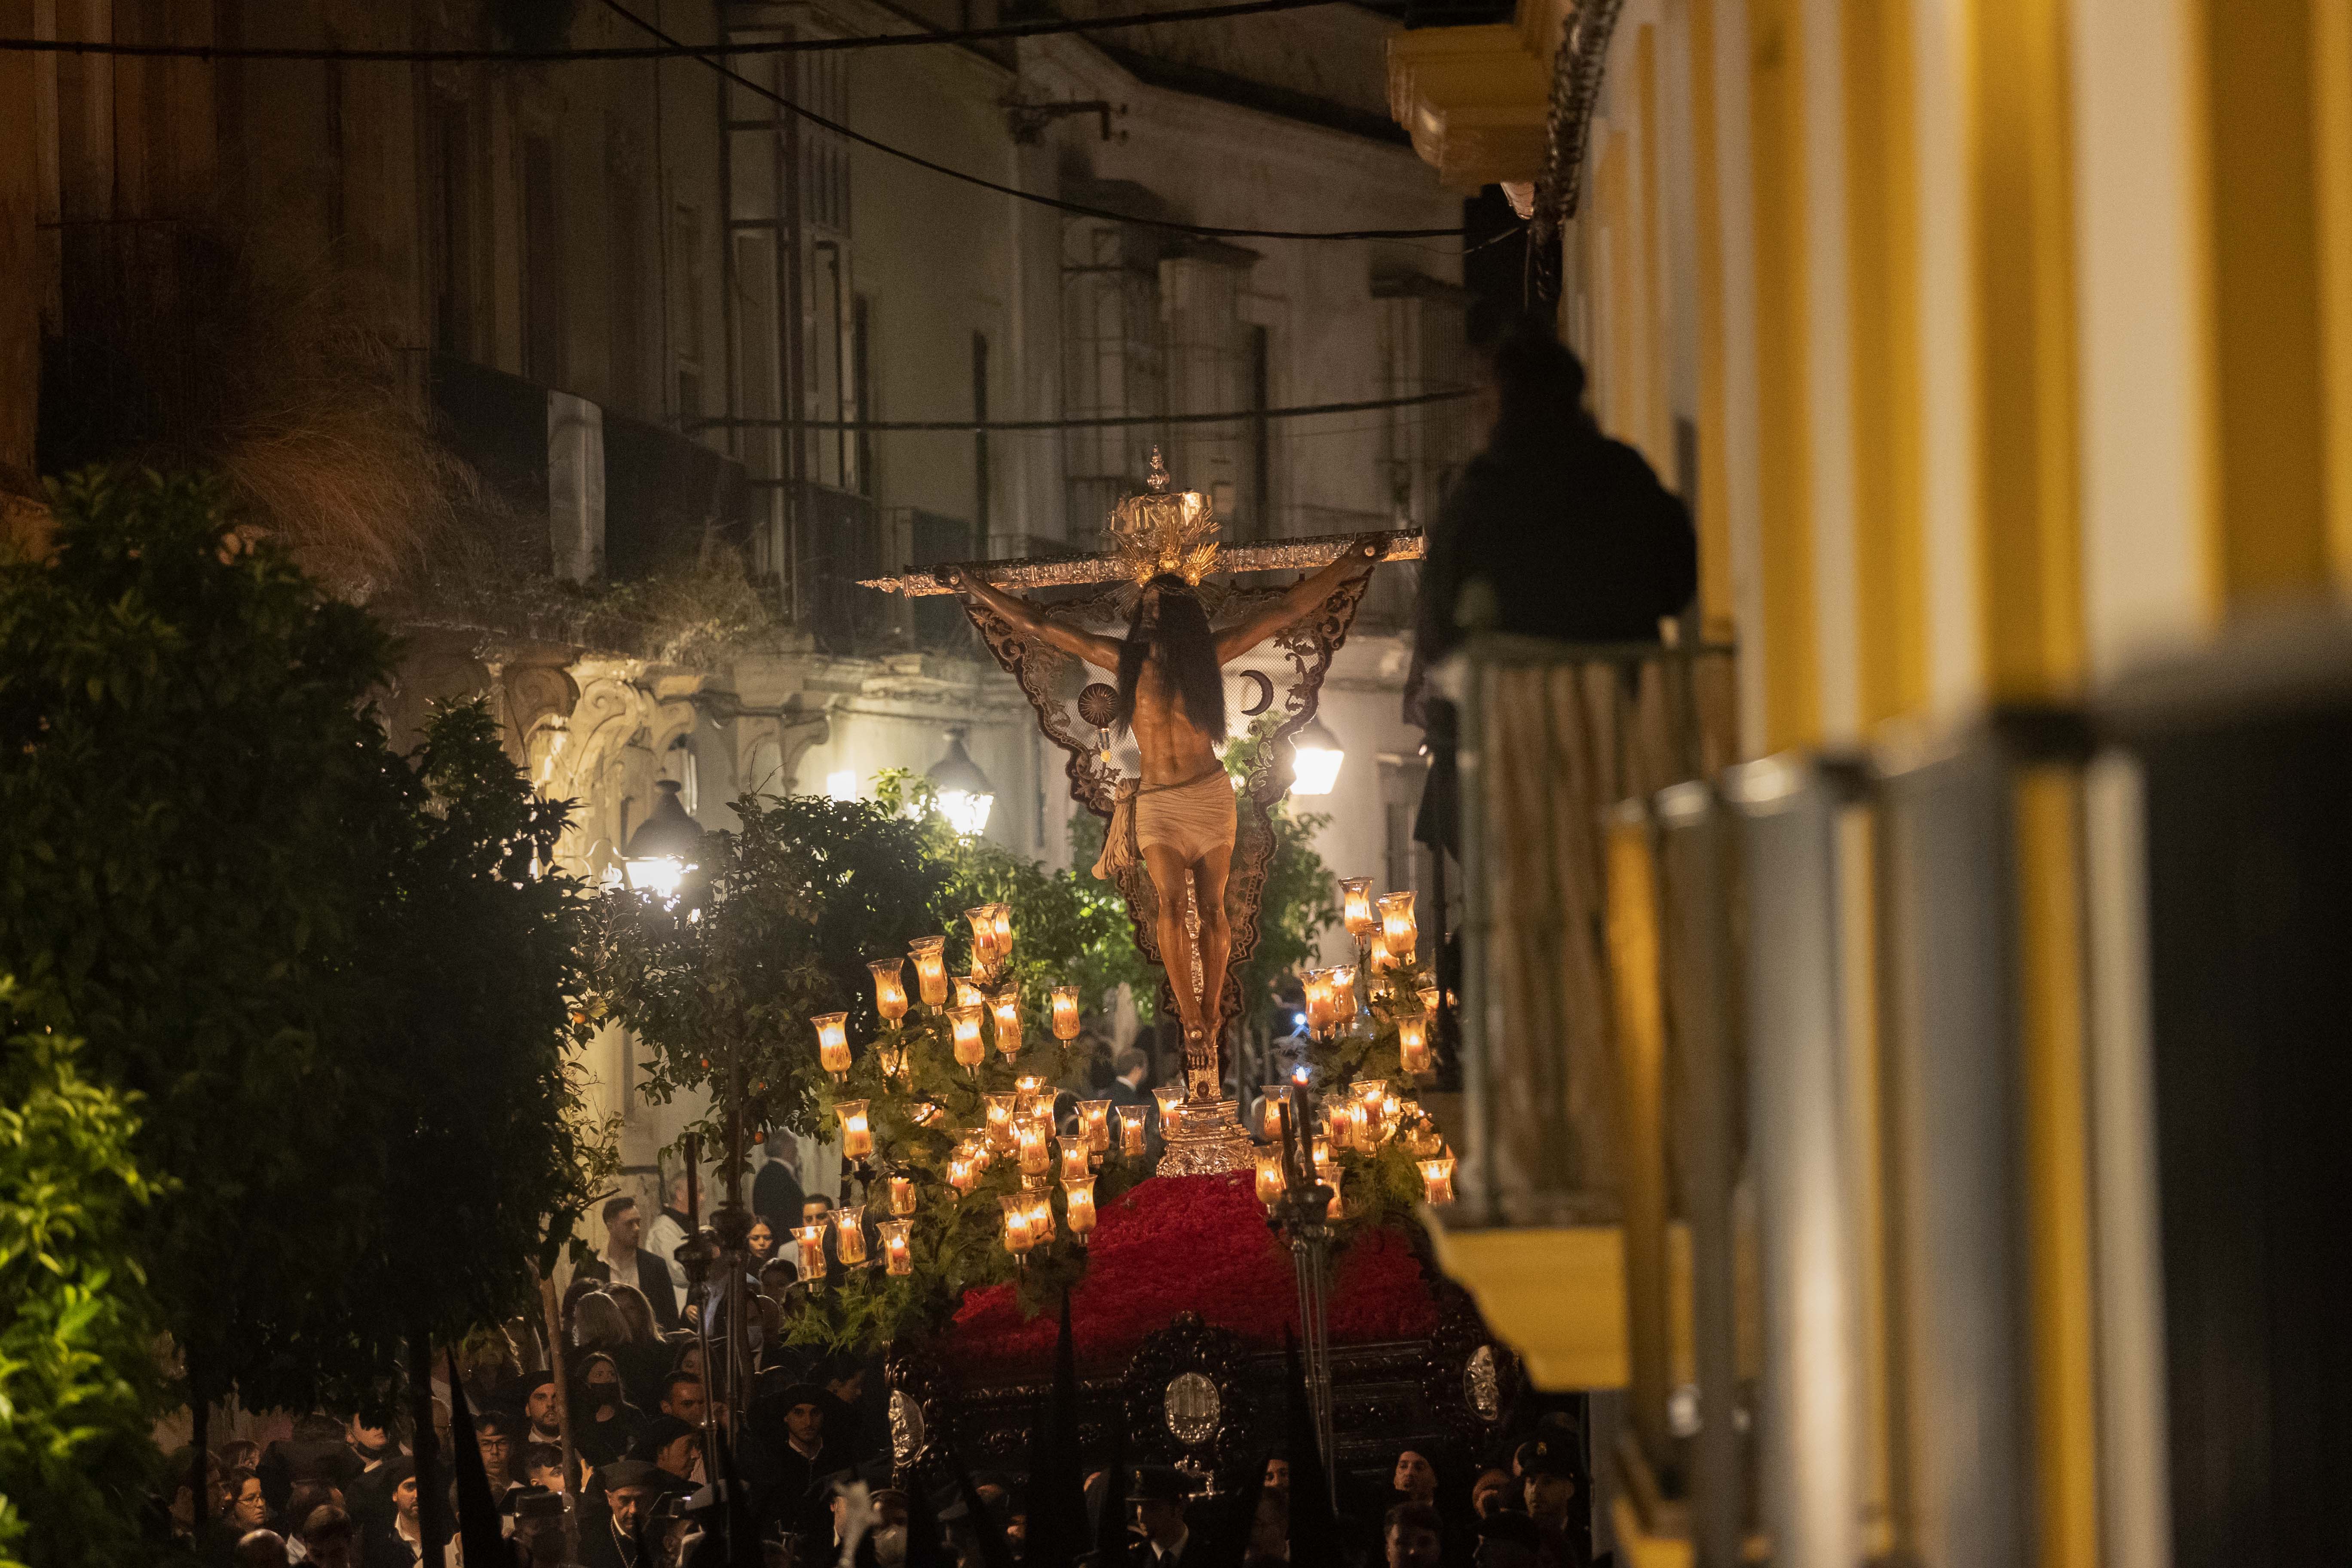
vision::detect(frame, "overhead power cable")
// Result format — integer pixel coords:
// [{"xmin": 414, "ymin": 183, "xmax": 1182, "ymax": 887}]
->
[
  {"xmin": 596, "ymin": 0, "xmax": 1468, "ymax": 242},
  {"xmin": 0, "ymin": 0, "xmax": 1339, "ymax": 61},
  {"xmin": 692, "ymin": 386, "xmax": 1473, "ymax": 432}
]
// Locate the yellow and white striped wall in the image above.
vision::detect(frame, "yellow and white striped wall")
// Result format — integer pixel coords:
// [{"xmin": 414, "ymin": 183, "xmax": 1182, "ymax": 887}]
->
[{"xmin": 1392, "ymin": 6, "xmax": 2352, "ymax": 1566}]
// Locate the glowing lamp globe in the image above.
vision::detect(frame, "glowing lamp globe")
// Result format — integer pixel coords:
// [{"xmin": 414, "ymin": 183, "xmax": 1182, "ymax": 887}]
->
[
  {"xmin": 621, "ymin": 778, "xmax": 701, "ymax": 900},
  {"xmin": 929, "ymin": 728, "xmax": 997, "ymax": 836},
  {"xmin": 1288, "ymin": 718, "xmax": 1344, "ymax": 796}
]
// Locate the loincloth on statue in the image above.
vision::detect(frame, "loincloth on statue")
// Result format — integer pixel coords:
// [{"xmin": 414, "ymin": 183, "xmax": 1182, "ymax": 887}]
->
[{"xmin": 1131, "ymin": 766, "xmax": 1237, "ymax": 863}]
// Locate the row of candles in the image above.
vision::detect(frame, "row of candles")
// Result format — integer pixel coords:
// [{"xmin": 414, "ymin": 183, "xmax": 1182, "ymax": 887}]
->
[
  {"xmin": 1249, "ymin": 1074, "xmax": 1458, "ymax": 1216},
  {"xmin": 797, "ymin": 881, "xmax": 1453, "ymax": 1279}
]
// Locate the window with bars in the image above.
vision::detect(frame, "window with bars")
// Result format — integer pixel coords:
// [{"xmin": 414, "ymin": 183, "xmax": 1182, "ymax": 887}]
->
[{"xmin": 1060, "ymin": 219, "xmax": 1165, "ymax": 537}]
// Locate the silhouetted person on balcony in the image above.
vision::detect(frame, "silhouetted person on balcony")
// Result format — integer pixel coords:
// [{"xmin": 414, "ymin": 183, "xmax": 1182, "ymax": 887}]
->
[{"xmin": 1409, "ymin": 321, "xmax": 1697, "ymax": 858}]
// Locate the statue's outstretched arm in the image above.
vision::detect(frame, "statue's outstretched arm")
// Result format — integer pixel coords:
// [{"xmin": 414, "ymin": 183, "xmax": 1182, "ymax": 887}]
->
[
  {"xmin": 947, "ymin": 567, "xmax": 1123, "ymax": 671},
  {"xmin": 1213, "ymin": 535, "xmax": 1386, "ymax": 664}
]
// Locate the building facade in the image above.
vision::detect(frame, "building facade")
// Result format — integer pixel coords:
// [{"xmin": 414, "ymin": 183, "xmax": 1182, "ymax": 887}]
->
[{"xmin": 1, "ymin": 0, "xmax": 1473, "ymax": 1213}]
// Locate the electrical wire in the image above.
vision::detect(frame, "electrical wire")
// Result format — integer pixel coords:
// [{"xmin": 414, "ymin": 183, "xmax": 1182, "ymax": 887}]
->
[
  {"xmin": 0, "ymin": 0, "xmax": 1341, "ymax": 61},
  {"xmin": 690, "ymin": 386, "xmax": 1472, "ymax": 433},
  {"xmin": 596, "ymin": 0, "xmax": 1468, "ymax": 242}
]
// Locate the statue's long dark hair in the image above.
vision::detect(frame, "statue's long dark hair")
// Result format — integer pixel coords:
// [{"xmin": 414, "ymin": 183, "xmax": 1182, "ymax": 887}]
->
[{"xmin": 1116, "ymin": 573, "xmax": 1227, "ymax": 744}]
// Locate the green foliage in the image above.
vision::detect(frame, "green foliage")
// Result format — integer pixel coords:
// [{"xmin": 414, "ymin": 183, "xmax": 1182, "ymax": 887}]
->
[
  {"xmin": 592, "ymin": 772, "xmax": 1166, "ymax": 1357},
  {"xmin": 0, "ymin": 470, "xmax": 605, "ymax": 1415},
  {"xmin": 364, "ymin": 702, "xmax": 616, "ymax": 1323},
  {"xmin": 878, "ymin": 768, "xmax": 1147, "ymax": 1039},
  {"xmin": 787, "ymin": 990, "xmax": 1145, "ymax": 1354},
  {"xmin": 584, "ymin": 791, "xmax": 952, "ymax": 1158},
  {"xmin": 1297, "ymin": 951, "xmax": 1447, "ymax": 1235},
  {"xmin": 1223, "ymin": 723, "xmax": 1342, "ymax": 1031},
  {"xmin": 0, "ymin": 980, "xmax": 164, "ymax": 1568}
]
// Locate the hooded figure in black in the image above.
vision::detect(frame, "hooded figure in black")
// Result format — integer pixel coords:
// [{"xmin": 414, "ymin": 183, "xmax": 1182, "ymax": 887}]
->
[{"xmin": 1408, "ymin": 321, "xmax": 1698, "ymax": 854}]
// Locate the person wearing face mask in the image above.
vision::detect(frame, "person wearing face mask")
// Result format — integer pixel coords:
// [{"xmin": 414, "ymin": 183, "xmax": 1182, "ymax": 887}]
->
[{"xmin": 573, "ymin": 1352, "xmax": 647, "ymax": 1467}]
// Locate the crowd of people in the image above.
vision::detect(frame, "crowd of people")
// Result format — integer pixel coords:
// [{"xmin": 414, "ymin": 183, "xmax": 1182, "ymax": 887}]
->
[{"xmin": 165, "ymin": 1295, "xmax": 1598, "ymax": 1568}]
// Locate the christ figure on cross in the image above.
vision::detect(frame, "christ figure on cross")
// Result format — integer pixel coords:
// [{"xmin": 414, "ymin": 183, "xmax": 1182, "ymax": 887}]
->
[{"xmin": 948, "ymin": 536, "xmax": 1384, "ymax": 1081}]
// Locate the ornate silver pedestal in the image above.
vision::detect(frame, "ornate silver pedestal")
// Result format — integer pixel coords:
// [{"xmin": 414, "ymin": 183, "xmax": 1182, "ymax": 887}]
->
[{"xmin": 1156, "ymin": 1099, "xmax": 1257, "ymax": 1176}]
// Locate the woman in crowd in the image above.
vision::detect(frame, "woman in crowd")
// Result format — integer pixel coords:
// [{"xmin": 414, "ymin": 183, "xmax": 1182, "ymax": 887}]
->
[
  {"xmin": 226, "ymin": 1465, "xmax": 270, "ymax": 1535},
  {"xmin": 605, "ymin": 1281, "xmax": 672, "ymax": 1412},
  {"xmin": 570, "ymin": 1350, "xmax": 646, "ymax": 1466},
  {"xmin": 746, "ymin": 1216, "xmax": 777, "ymax": 1267}
]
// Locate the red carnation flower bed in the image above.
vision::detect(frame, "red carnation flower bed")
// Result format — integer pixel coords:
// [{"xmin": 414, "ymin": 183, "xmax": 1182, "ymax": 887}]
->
[{"xmin": 946, "ymin": 1172, "xmax": 1440, "ymax": 1379}]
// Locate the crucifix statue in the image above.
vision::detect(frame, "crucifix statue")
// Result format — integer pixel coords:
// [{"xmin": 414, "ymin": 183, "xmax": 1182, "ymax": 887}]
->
[{"xmin": 864, "ymin": 453, "xmax": 1420, "ymax": 1171}]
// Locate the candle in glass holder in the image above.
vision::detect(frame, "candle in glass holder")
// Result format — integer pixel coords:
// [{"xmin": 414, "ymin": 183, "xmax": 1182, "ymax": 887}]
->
[
  {"xmin": 1353, "ymin": 1078, "xmax": 1387, "ymax": 1107},
  {"xmin": 1329, "ymin": 966, "xmax": 1359, "ymax": 1022},
  {"xmin": 869, "ymin": 958, "xmax": 909, "ymax": 1022},
  {"xmin": 1027, "ymin": 1190, "xmax": 1056, "ymax": 1243},
  {"xmin": 1418, "ymin": 981, "xmax": 1441, "ymax": 1018},
  {"xmin": 836, "ymin": 1100, "xmax": 872, "ymax": 1159},
  {"xmin": 1397, "ymin": 1014, "xmax": 1430, "ymax": 1074},
  {"xmin": 1064, "ymin": 1175, "xmax": 1097, "ymax": 1239},
  {"xmin": 878, "ymin": 1218, "xmax": 913, "ymax": 1275},
  {"xmin": 989, "ymin": 992, "xmax": 1023, "ymax": 1059},
  {"xmin": 1259, "ymin": 1086, "xmax": 1289, "ymax": 1140},
  {"xmin": 1302, "ymin": 971, "xmax": 1331, "ymax": 1032},
  {"xmin": 949, "ymin": 1005, "xmax": 986, "ymax": 1069},
  {"xmin": 794, "ymin": 1220, "xmax": 828, "ymax": 1280},
  {"xmin": 1378, "ymin": 891, "xmax": 1418, "ymax": 963},
  {"xmin": 1345, "ymin": 1099, "xmax": 1372, "ymax": 1148},
  {"xmin": 990, "ymin": 903, "xmax": 1015, "ymax": 960},
  {"xmin": 1418, "ymin": 1155, "xmax": 1457, "ymax": 1205},
  {"xmin": 1325, "ymin": 1100, "xmax": 1353, "ymax": 1152},
  {"xmin": 888, "ymin": 1175, "xmax": 918, "ymax": 1217},
  {"xmin": 1315, "ymin": 1160, "xmax": 1345, "ymax": 1220},
  {"xmin": 1379, "ymin": 1094, "xmax": 1402, "ymax": 1143},
  {"xmin": 954, "ymin": 978, "xmax": 985, "ymax": 1010},
  {"xmin": 1117, "ymin": 1106, "xmax": 1149, "ymax": 1158},
  {"xmin": 947, "ymin": 1153, "xmax": 977, "ymax": 1194},
  {"xmin": 1255, "ymin": 1148, "xmax": 1284, "ymax": 1207},
  {"xmin": 814, "ymin": 1013, "xmax": 851, "ymax": 1079},
  {"xmin": 1017, "ymin": 1117, "xmax": 1051, "ymax": 1177},
  {"xmin": 1152, "ymin": 1082, "xmax": 1187, "ymax": 1136},
  {"xmin": 1013, "ymin": 1075, "xmax": 1044, "ymax": 1117},
  {"xmin": 1311, "ymin": 1135, "xmax": 1332, "ymax": 1167},
  {"xmin": 1368, "ymin": 931, "xmax": 1393, "ymax": 972},
  {"xmin": 1058, "ymin": 1133, "xmax": 1091, "ymax": 1183},
  {"xmin": 910, "ymin": 936, "xmax": 950, "ymax": 1007},
  {"xmin": 984, "ymin": 1092, "xmax": 1018, "ymax": 1149},
  {"xmin": 965, "ymin": 906, "xmax": 999, "ymax": 974},
  {"xmin": 999, "ymin": 1194, "xmax": 1035, "ymax": 1255},
  {"xmin": 1078, "ymin": 1099, "xmax": 1112, "ymax": 1154},
  {"xmin": 1340, "ymin": 876, "xmax": 1375, "ymax": 941},
  {"xmin": 1050, "ymin": 984, "xmax": 1082, "ymax": 1041},
  {"xmin": 833, "ymin": 1205, "xmax": 867, "ymax": 1265}
]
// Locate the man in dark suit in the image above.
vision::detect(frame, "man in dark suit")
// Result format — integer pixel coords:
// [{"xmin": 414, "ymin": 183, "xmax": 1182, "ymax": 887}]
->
[
  {"xmin": 574, "ymin": 1195, "xmax": 682, "ymax": 1332},
  {"xmin": 744, "ymin": 1381, "xmax": 845, "ymax": 1546},
  {"xmin": 751, "ymin": 1131, "xmax": 806, "ymax": 1231},
  {"xmin": 578, "ymin": 1459, "xmax": 664, "ymax": 1568},
  {"xmin": 1129, "ymin": 1466, "xmax": 1199, "ymax": 1568}
]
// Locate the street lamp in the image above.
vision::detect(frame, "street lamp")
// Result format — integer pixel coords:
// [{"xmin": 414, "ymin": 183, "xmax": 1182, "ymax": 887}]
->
[
  {"xmin": 1289, "ymin": 717, "xmax": 1344, "ymax": 796},
  {"xmin": 928, "ymin": 726, "xmax": 997, "ymax": 836},
  {"xmin": 622, "ymin": 778, "xmax": 702, "ymax": 899}
]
